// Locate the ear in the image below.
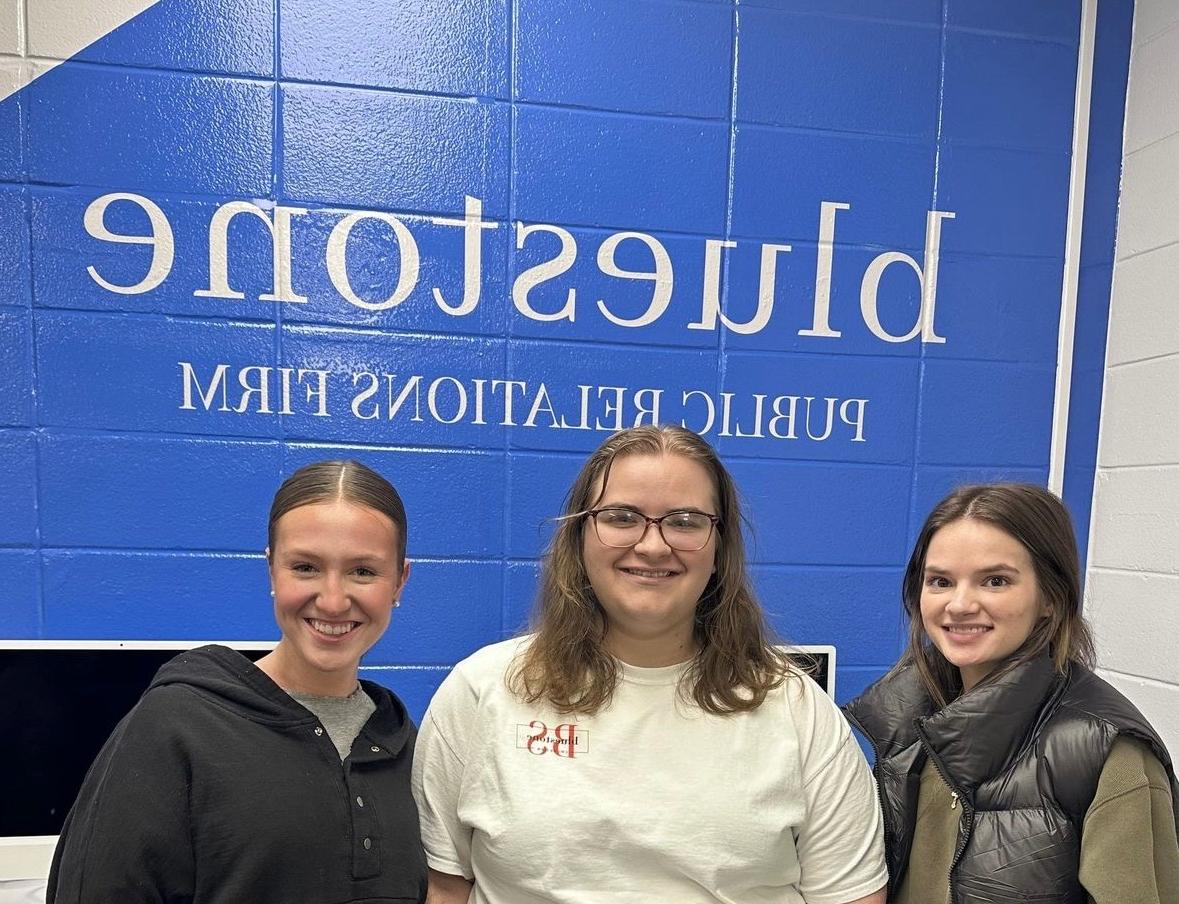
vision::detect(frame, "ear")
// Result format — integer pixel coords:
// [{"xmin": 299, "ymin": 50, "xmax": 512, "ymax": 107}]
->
[{"xmin": 393, "ymin": 558, "xmax": 412, "ymax": 603}]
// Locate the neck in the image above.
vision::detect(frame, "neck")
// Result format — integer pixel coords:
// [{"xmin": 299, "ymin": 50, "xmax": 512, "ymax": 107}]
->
[
  {"xmin": 255, "ymin": 645, "xmax": 359, "ymax": 697},
  {"xmin": 605, "ymin": 625, "xmax": 698, "ymax": 668}
]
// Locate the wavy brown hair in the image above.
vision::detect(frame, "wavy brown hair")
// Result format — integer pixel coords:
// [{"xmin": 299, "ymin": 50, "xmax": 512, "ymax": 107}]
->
[
  {"xmin": 893, "ymin": 483, "xmax": 1096, "ymax": 708},
  {"xmin": 508, "ymin": 425, "xmax": 795, "ymax": 715}
]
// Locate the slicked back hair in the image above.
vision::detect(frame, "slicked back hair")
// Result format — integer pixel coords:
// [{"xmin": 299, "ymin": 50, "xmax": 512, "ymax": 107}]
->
[{"xmin": 267, "ymin": 460, "xmax": 407, "ymax": 565}]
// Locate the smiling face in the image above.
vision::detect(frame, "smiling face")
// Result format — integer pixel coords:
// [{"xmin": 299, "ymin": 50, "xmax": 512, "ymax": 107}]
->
[
  {"xmin": 582, "ymin": 452, "xmax": 719, "ymax": 667},
  {"xmin": 920, "ymin": 517, "xmax": 1048, "ymax": 692},
  {"xmin": 263, "ymin": 499, "xmax": 409, "ymax": 696}
]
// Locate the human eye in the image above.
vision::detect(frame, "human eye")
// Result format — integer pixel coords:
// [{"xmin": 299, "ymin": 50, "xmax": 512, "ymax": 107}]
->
[
  {"xmin": 290, "ymin": 561, "xmax": 317, "ymax": 575},
  {"xmin": 352, "ymin": 565, "xmax": 380, "ymax": 579},
  {"xmin": 598, "ymin": 508, "xmax": 643, "ymax": 527},
  {"xmin": 664, "ymin": 512, "xmax": 709, "ymax": 533},
  {"xmin": 983, "ymin": 575, "xmax": 1010, "ymax": 588},
  {"xmin": 924, "ymin": 574, "xmax": 950, "ymax": 589}
]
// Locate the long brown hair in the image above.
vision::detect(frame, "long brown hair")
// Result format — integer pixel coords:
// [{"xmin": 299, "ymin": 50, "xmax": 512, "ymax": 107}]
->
[
  {"xmin": 893, "ymin": 483, "xmax": 1096, "ymax": 707},
  {"xmin": 508, "ymin": 425, "xmax": 794, "ymax": 715}
]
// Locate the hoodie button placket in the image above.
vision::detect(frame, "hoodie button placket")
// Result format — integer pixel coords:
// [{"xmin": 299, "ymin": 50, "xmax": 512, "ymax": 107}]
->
[{"xmin": 347, "ymin": 758, "xmax": 380, "ymax": 879}]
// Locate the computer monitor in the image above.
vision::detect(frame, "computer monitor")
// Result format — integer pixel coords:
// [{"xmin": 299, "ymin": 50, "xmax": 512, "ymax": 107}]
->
[{"xmin": 0, "ymin": 640, "xmax": 275, "ymax": 881}]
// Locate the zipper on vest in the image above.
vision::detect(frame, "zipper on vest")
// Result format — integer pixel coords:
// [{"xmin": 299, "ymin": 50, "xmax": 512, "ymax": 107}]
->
[{"xmin": 915, "ymin": 723, "xmax": 975, "ymax": 901}]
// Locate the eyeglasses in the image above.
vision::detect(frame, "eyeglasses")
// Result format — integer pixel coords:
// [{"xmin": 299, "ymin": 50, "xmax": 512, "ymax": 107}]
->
[{"xmin": 584, "ymin": 508, "xmax": 719, "ymax": 552}]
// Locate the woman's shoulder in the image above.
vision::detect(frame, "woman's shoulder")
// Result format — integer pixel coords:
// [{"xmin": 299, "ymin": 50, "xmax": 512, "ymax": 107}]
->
[{"xmin": 434, "ymin": 636, "xmax": 532, "ymax": 698}]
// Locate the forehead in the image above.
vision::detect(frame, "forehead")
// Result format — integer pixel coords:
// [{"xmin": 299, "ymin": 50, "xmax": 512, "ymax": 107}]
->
[
  {"xmin": 595, "ymin": 452, "xmax": 718, "ymax": 508},
  {"xmin": 925, "ymin": 517, "xmax": 1031, "ymax": 566},
  {"xmin": 273, "ymin": 499, "xmax": 399, "ymax": 549}
]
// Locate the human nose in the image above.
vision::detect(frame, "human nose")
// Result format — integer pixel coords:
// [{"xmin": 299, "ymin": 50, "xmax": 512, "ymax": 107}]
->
[
  {"xmin": 632, "ymin": 517, "xmax": 672, "ymax": 555},
  {"xmin": 945, "ymin": 584, "xmax": 978, "ymax": 615},
  {"xmin": 317, "ymin": 572, "xmax": 351, "ymax": 615}
]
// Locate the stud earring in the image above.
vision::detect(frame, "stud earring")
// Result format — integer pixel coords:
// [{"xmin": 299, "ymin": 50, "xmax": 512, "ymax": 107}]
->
[
  {"xmin": 392, "ymin": 599, "xmax": 401, "ymax": 608},
  {"xmin": 269, "ymin": 589, "xmax": 276, "ymax": 598}
]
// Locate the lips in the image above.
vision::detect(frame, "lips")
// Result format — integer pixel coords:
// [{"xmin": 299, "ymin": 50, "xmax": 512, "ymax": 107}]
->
[
  {"xmin": 307, "ymin": 618, "xmax": 359, "ymax": 637},
  {"xmin": 620, "ymin": 567, "xmax": 676, "ymax": 579},
  {"xmin": 942, "ymin": 624, "xmax": 992, "ymax": 642}
]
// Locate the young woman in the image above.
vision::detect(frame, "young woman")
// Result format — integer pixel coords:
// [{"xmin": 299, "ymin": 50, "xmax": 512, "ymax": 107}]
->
[
  {"xmin": 48, "ymin": 460, "xmax": 427, "ymax": 904},
  {"xmin": 413, "ymin": 425, "xmax": 887, "ymax": 904},
  {"xmin": 844, "ymin": 483, "xmax": 1179, "ymax": 903}
]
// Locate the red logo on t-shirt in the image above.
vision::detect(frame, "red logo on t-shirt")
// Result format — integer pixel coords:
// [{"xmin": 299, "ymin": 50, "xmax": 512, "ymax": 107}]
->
[{"xmin": 516, "ymin": 720, "xmax": 587, "ymax": 758}]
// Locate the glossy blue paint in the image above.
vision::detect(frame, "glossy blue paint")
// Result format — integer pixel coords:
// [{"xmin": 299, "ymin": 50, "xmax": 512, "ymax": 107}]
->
[
  {"xmin": 282, "ymin": 0, "xmax": 508, "ymax": 97},
  {"xmin": 738, "ymin": 7, "xmax": 940, "ymax": 138},
  {"xmin": 731, "ymin": 127, "xmax": 935, "ymax": 248},
  {"xmin": 0, "ymin": 84, "xmax": 21, "ymax": 180},
  {"xmin": 917, "ymin": 359, "xmax": 1056, "ymax": 466},
  {"xmin": 517, "ymin": 0, "xmax": 732, "ymax": 118},
  {"xmin": 41, "ymin": 551, "xmax": 272, "ymax": 638},
  {"xmin": 514, "ymin": 105, "xmax": 729, "ymax": 233},
  {"xmin": 941, "ymin": 31, "xmax": 1078, "ymax": 151},
  {"xmin": 731, "ymin": 459, "xmax": 911, "ymax": 566},
  {"xmin": 70, "ymin": 0, "xmax": 274, "ymax": 77},
  {"xmin": 740, "ymin": 0, "xmax": 940, "ymax": 24},
  {"xmin": 1064, "ymin": 0, "xmax": 1135, "ymax": 574},
  {"xmin": 0, "ymin": 551, "xmax": 39, "ymax": 635},
  {"xmin": 38, "ymin": 434, "xmax": 282, "ymax": 549},
  {"xmin": 928, "ymin": 254, "xmax": 1064, "ymax": 364},
  {"xmin": 0, "ymin": 309, "xmax": 32, "ymax": 427},
  {"xmin": 718, "ymin": 351, "xmax": 919, "ymax": 463},
  {"xmin": 28, "ymin": 64, "xmax": 273, "ymax": 196},
  {"xmin": 945, "ymin": 0, "xmax": 1081, "ymax": 43},
  {"xmin": 36, "ymin": 312, "xmax": 279, "ymax": 436},
  {"xmin": 281, "ymin": 85, "xmax": 509, "ymax": 216},
  {"xmin": 0, "ymin": 431, "xmax": 37, "ymax": 545},
  {"xmin": 0, "ymin": 186, "xmax": 29, "ymax": 307},
  {"xmin": 936, "ymin": 144, "xmax": 1070, "ymax": 258}
]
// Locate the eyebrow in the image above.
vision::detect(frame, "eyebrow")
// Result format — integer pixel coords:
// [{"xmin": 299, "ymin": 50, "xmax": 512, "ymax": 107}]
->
[
  {"xmin": 924, "ymin": 562, "xmax": 1022, "ymax": 575},
  {"xmin": 597, "ymin": 503, "xmax": 715, "ymax": 516}
]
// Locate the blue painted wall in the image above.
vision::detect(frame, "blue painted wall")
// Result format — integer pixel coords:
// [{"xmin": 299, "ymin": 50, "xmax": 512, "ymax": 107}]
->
[{"xmin": 0, "ymin": 0, "xmax": 1123, "ymax": 719}]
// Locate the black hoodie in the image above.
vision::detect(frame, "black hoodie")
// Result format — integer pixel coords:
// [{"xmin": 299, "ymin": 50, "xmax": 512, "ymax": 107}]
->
[{"xmin": 47, "ymin": 645, "xmax": 427, "ymax": 904}]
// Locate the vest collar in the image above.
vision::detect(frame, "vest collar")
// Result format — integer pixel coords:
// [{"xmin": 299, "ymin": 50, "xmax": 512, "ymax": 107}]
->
[{"xmin": 917, "ymin": 654, "xmax": 1059, "ymax": 797}]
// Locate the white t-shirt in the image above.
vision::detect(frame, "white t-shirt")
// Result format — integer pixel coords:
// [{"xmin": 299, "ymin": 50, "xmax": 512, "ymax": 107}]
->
[{"xmin": 412, "ymin": 638, "xmax": 886, "ymax": 904}]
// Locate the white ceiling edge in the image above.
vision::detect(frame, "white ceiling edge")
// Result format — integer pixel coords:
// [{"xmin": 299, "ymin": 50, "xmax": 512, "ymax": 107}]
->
[{"xmin": 0, "ymin": 0, "xmax": 163, "ymax": 102}]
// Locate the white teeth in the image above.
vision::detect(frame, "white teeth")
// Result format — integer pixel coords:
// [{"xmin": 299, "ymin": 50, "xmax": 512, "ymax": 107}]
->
[
  {"xmin": 309, "ymin": 619, "xmax": 357, "ymax": 636},
  {"xmin": 946, "ymin": 625, "xmax": 990, "ymax": 634},
  {"xmin": 623, "ymin": 568, "xmax": 674, "ymax": 578}
]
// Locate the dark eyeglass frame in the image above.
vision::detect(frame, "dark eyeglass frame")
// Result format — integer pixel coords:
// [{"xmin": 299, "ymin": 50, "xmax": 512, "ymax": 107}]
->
[{"xmin": 583, "ymin": 507, "xmax": 720, "ymax": 551}]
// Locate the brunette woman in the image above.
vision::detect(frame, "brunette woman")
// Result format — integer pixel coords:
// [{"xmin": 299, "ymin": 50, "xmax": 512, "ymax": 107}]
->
[
  {"xmin": 48, "ymin": 460, "xmax": 427, "ymax": 904},
  {"xmin": 845, "ymin": 483, "xmax": 1179, "ymax": 903}
]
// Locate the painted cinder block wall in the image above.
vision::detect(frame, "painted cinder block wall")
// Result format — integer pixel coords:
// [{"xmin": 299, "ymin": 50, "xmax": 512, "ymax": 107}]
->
[
  {"xmin": 1086, "ymin": 0, "xmax": 1179, "ymax": 758},
  {"xmin": 0, "ymin": 0, "xmax": 1131, "ymax": 721}
]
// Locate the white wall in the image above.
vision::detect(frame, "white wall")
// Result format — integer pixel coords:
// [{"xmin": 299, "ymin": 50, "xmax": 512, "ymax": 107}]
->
[{"xmin": 1086, "ymin": 0, "xmax": 1179, "ymax": 757}]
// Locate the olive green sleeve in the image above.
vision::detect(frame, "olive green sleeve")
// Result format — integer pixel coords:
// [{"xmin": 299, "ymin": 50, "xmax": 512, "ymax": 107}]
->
[{"xmin": 1079, "ymin": 737, "xmax": 1179, "ymax": 904}]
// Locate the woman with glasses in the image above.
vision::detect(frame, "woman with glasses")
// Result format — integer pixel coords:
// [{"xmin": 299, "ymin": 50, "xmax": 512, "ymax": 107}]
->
[{"xmin": 413, "ymin": 425, "xmax": 887, "ymax": 904}]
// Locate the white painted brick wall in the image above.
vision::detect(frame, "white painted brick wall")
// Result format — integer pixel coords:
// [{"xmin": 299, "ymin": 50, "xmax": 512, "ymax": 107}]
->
[{"xmin": 1087, "ymin": 0, "xmax": 1179, "ymax": 760}]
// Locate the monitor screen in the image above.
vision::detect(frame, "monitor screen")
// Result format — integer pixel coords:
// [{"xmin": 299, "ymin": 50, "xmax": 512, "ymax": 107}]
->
[{"xmin": 0, "ymin": 642, "xmax": 273, "ymax": 840}]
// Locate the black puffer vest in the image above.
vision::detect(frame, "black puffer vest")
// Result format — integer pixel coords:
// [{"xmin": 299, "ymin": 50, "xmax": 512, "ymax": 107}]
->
[{"xmin": 844, "ymin": 656, "xmax": 1179, "ymax": 904}]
